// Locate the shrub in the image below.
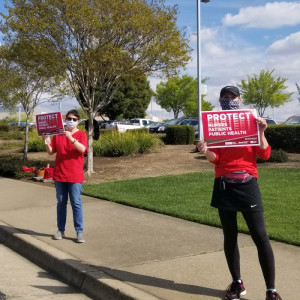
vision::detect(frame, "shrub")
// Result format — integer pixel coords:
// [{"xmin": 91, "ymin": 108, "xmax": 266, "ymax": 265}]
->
[
  {"xmin": 0, "ymin": 124, "xmax": 9, "ymax": 132},
  {"xmin": 0, "ymin": 141, "xmax": 24, "ymax": 150},
  {"xmin": 0, "ymin": 131, "xmax": 24, "ymax": 140},
  {"xmin": 27, "ymin": 129, "xmax": 46, "ymax": 152},
  {"xmin": 265, "ymin": 125, "xmax": 300, "ymax": 153},
  {"xmin": 93, "ymin": 130, "xmax": 163, "ymax": 157},
  {"xmin": 257, "ymin": 149, "xmax": 288, "ymax": 163},
  {"xmin": 134, "ymin": 132, "xmax": 164, "ymax": 153},
  {"xmin": 127, "ymin": 128, "xmax": 148, "ymax": 134},
  {"xmin": 96, "ymin": 131, "xmax": 139, "ymax": 156},
  {"xmin": 10, "ymin": 126, "xmax": 25, "ymax": 132},
  {"xmin": 100, "ymin": 129, "xmax": 116, "ymax": 135},
  {"xmin": 166, "ymin": 125, "xmax": 195, "ymax": 145},
  {"xmin": 19, "ymin": 126, "xmax": 34, "ymax": 132}
]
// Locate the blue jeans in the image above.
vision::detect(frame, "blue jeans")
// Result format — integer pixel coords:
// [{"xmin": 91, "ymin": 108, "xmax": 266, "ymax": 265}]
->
[{"xmin": 54, "ymin": 182, "xmax": 83, "ymax": 233}]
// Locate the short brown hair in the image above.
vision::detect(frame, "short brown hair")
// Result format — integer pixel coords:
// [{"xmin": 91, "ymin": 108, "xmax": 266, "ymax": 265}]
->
[{"xmin": 66, "ymin": 109, "xmax": 80, "ymax": 120}]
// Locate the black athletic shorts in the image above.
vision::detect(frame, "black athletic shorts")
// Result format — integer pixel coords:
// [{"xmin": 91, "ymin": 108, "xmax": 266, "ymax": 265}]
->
[{"xmin": 211, "ymin": 177, "xmax": 263, "ymax": 212}]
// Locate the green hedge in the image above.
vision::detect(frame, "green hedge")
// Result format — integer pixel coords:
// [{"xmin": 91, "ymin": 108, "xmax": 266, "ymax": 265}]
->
[
  {"xmin": 156, "ymin": 133, "xmax": 167, "ymax": 144},
  {"xmin": 257, "ymin": 149, "xmax": 288, "ymax": 163},
  {"xmin": 166, "ymin": 125, "xmax": 195, "ymax": 145},
  {"xmin": 265, "ymin": 125, "xmax": 300, "ymax": 153}
]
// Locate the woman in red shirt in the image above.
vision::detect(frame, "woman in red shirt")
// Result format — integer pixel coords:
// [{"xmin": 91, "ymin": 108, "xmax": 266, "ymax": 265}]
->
[
  {"xmin": 198, "ymin": 86, "xmax": 282, "ymax": 300},
  {"xmin": 43, "ymin": 109, "xmax": 87, "ymax": 243}
]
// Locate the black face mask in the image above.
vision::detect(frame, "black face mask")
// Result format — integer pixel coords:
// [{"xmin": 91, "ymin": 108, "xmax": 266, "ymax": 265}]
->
[{"xmin": 220, "ymin": 99, "xmax": 239, "ymax": 110}]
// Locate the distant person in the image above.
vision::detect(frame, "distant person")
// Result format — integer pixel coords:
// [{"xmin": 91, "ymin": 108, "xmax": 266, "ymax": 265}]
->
[
  {"xmin": 198, "ymin": 86, "xmax": 282, "ymax": 300},
  {"xmin": 43, "ymin": 109, "xmax": 87, "ymax": 243}
]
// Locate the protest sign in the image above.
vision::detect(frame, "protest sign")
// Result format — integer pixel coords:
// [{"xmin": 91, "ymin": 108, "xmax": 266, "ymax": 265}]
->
[
  {"xmin": 36, "ymin": 112, "xmax": 64, "ymax": 136},
  {"xmin": 201, "ymin": 109, "xmax": 260, "ymax": 148}
]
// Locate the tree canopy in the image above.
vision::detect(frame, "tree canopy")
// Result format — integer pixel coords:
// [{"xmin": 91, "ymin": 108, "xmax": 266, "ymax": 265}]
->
[
  {"xmin": 0, "ymin": 0, "xmax": 191, "ymax": 174},
  {"xmin": 0, "ymin": 45, "xmax": 61, "ymax": 161},
  {"xmin": 95, "ymin": 74, "xmax": 152, "ymax": 120},
  {"xmin": 155, "ymin": 75, "xmax": 213, "ymax": 118},
  {"xmin": 238, "ymin": 69, "xmax": 293, "ymax": 117}
]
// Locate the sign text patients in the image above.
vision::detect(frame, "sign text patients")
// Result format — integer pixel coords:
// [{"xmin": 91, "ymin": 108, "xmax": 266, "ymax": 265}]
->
[{"xmin": 207, "ymin": 112, "xmax": 250, "ymax": 137}]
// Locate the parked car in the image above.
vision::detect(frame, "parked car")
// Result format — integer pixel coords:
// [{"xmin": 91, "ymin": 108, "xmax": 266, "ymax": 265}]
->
[
  {"xmin": 105, "ymin": 120, "xmax": 131, "ymax": 130},
  {"xmin": 194, "ymin": 125, "xmax": 199, "ymax": 139},
  {"xmin": 105, "ymin": 118, "xmax": 154, "ymax": 133},
  {"xmin": 155, "ymin": 117, "xmax": 198, "ymax": 134},
  {"xmin": 263, "ymin": 117, "xmax": 277, "ymax": 125},
  {"xmin": 283, "ymin": 114, "xmax": 300, "ymax": 125},
  {"xmin": 28, "ymin": 122, "xmax": 36, "ymax": 127},
  {"xmin": 10, "ymin": 121, "xmax": 26, "ymax": 127},
  {"xmin": 145, "ymin": 122, "xmax": 164, "ymax": 132}
]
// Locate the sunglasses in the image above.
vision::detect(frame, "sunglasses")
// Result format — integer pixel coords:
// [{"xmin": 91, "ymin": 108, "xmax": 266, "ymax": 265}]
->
[{"xmin": 66, "ymin": 117, "xmax": 78, "ymax": 122}]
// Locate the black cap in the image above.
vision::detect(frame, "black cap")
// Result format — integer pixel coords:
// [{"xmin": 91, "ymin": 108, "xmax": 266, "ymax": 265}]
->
[{"xmin": 220, "ymin": 86, "xmax": 240, "ymax": 97}]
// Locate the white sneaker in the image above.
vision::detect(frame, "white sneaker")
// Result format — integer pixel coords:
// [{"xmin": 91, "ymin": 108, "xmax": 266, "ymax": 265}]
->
[
  {"xmin": 76, "ymin": 233, "xmax": 85, "ymax": 243},
  {"xmin": 53, "ymin": 231, "xmax": 65, "ymax": 240}
]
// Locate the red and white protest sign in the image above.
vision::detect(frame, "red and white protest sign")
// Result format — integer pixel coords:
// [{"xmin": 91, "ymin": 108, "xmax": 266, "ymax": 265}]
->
[
  {"xmin": 36, "ymin": 112, "xmax": 64, "ymax": 136},
  {"xmin": 201, "ymin": 109, "xmax": 260, "ymax": 148}
]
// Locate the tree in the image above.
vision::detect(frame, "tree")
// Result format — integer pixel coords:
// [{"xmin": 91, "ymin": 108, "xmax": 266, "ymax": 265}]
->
[
  {"xmin": 75, "ymin": 107, "xmax": 88, "ymax": 120},
  {"xmin": 1, "ymin": 0, "xmax": 191, "ymax": 175},
  {"xmin": 238, "ymin": 69, "xmax": 293, "ymax": 117},
  {"xmin": 296, "ymin": 83, "xmax": 300, "ymax": 104},
  {"xmin": 155, "ymin": 75, "xmax": 212, "ymax": 118},
  {"xmin": 183, "ymin": 95, "xmax": 214, "ymax": 117},
  {"xmin": 0, "ymin": 46, "xmax": 62, "ymax": 161},
  {"xmin": 96, "ymin": 74, "xmax": 153, "ymax": 120}
]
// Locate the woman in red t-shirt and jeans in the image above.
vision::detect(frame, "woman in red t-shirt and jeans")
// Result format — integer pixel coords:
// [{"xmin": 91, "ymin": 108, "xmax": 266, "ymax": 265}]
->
[
  {"xmin": 198, "ymin": 86, "xmax": 282, "ymax": 300},
  {"xmin": 43, "ymin": 109, "xmax": 87, "ymax": 243}
]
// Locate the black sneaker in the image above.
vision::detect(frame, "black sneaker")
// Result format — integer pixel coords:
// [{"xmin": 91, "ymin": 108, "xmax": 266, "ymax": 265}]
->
[
  {"xmin": 225, "ymin": 280, "xmax": 246, "ymax": 300},
  {"xmin": 266, "ymin": 291, "xmax": 282, "ymax": 300}
]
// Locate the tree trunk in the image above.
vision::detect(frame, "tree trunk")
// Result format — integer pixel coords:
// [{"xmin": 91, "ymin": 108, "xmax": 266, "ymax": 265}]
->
[
  {"xmin": 86, "ymin": 111, "xmax": 95, "ymax": 176},
  {"xmin": 173, "ymin": 109, "xmax": 178, "ymax": 118},
  {"xmin": 22, "ymin": 115, "xmax": 30, "ymax": 162}
]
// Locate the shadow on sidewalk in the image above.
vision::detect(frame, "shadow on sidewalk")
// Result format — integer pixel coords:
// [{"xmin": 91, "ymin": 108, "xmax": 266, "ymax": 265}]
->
[
  {"xmin": 83, "ymin": 261, "xmax": 224, "ymax": 298},
  {"xmin": 1, "ymin": 225, "xmax": 75, "ymax": 242},
  {"xmin": 0, "ymin": 224, "xmax": 225, "ymax": 299}
]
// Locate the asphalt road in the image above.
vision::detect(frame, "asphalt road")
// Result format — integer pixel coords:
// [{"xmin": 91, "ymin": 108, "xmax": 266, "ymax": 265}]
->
[{"xmin": 0, "ymin": 242, "xmax": 91, "ymax": 300}]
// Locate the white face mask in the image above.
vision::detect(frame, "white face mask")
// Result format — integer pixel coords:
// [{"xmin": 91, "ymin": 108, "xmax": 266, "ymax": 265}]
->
[{"xmin": 65, "ymin": 120, "xmax": 78, "ymax": 130}]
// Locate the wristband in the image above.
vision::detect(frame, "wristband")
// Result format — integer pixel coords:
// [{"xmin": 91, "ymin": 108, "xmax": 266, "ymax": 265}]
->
[
  {"xmin": 72, "ymin": 139, "xmax": 78, "ymax": 144},
  {"xmin": 45, "ymin": 140, "xmax": 50, "ymax": 145}
]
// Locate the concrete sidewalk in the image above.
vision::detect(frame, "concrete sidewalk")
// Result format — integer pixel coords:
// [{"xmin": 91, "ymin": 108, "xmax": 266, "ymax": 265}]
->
[{"xmin": 0, "ymin": 177, "xmax": 298, "ymax": 300}]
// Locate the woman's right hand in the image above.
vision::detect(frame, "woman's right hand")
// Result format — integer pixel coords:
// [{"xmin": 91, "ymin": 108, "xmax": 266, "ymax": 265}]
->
[{"xmin": 197, "ymin": 140, "xmax": 208, "ymax": 154}]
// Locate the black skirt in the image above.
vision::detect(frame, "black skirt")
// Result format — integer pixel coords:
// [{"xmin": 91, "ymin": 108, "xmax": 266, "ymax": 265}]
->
[{"xmin": 211, "ymin": 177, "xmax": 263, "ymax": 212}]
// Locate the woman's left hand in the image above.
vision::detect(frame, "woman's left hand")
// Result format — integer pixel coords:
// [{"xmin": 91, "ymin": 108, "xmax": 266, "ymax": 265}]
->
[
  {"xmin": 62, "ymin": 130, "xmax": 72, "ymax": 140},
  {"xmin": 256, "ymin": 117, "xmax": 267, "ymax": 133}
]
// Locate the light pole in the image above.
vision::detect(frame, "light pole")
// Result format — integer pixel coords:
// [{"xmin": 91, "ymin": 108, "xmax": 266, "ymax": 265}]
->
[{"xmin": 197, "ymin": 0, "xmax": 210, "ymax": 141}]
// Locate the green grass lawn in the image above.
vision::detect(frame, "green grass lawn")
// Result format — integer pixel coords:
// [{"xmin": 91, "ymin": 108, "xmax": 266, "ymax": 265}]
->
[{"xmin": 83, "ymin": 168, "xmax": 300, "ymax": 246}]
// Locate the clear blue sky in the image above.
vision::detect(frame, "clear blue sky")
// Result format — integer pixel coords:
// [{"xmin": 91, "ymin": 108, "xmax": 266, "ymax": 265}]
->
[{"xmin": 1, "ymin": 1, "xmax": 300, "ymax": 121}]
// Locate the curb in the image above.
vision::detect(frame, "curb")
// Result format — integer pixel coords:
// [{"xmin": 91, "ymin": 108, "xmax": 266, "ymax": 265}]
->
[{"xmin": 0, "ymin": 221, "xmax": 160, "ymax": 300}]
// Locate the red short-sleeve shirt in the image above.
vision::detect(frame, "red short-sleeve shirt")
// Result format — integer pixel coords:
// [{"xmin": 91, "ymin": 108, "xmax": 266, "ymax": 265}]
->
[
  {"xmin": 209, "ymin": 145, "xmax": 271, "ymax": 178},
  {"xmin": 50, "ymin": 130, "xmax": 87, "ymax": 183}
]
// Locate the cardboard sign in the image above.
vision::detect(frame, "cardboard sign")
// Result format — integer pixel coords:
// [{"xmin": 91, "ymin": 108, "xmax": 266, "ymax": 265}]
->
[
  {"xmin": 201, "ymin": 109, "xmax": 260, "ymax": 148},
  {"xmin": 36, "ymin": 112, "xmax": 64, "ymax": 136}
]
